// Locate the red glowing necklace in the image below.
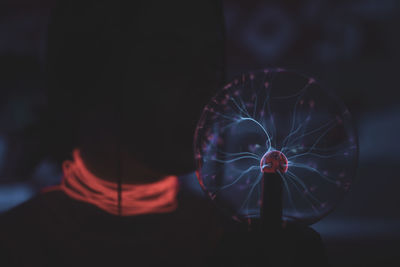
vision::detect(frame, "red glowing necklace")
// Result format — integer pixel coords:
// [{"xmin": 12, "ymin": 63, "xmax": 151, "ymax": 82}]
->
[{"xmin": 44, "ymin": 149, "xmax": 179, "ymax": 216}]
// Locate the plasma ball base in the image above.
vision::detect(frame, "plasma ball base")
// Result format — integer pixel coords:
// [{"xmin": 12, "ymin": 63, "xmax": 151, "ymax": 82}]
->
[{"xmin": 260, "ymin": 150, "xmax": 288, "ymax": 174}]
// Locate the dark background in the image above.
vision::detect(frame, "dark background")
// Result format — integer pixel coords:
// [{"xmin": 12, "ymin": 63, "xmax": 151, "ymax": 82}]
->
[{"xmin": 0, "ymin": 0, "xmax": 399, "ymax": 266}]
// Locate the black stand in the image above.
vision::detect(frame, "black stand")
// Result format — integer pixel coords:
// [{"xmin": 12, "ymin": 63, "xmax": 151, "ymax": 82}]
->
[
  {"xmin": 261, "ymin": 172, "xmax": 283, "ymax": 231},
  {"xmin": 258, "ymin": 172, "xmax": 285, "ymax": 266},
  {"xmin": 214, "ymin": 171, "xmax": 329, "ymax": 267}
]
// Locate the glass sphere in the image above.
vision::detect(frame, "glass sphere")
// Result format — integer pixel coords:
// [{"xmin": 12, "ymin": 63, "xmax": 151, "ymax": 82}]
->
[{"xmin": 194, "ymin": 69, "xmax": 358, "ymax": 225}]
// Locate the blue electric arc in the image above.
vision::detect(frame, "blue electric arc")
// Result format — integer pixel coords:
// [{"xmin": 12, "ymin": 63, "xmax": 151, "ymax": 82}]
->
[{"xmin": 194, "ymin": 69, "xmax": 358, "ymax": 225}]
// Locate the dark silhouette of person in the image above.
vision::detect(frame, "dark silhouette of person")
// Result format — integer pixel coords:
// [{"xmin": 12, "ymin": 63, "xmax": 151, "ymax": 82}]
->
[
  {"xmin": 0, "ymin": 1, "xmax": 330, "ymax": 266},
  {"xmin": 0, "ymin": 1, "xmax": 225, "ymax": 266}
]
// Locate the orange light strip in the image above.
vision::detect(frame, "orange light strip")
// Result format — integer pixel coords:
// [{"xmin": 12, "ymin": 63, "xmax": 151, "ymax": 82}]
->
[{"xmin": 44, "ymin": 149, "xmax": 179, "ymax": 216}]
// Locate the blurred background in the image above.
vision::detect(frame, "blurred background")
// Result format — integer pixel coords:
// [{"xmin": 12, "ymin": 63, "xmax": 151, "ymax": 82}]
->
[{"xmin": 0, "ymin": 0, "xmax": 399, "ymax": 266}]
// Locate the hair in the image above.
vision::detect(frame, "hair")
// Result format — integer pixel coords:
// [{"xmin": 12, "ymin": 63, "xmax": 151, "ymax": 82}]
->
[{"xmin": 44, "ymin": 0, "xmax": 225, "ymax": 178}]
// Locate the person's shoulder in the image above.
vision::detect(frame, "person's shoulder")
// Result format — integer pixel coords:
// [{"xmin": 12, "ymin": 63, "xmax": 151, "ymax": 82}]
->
[
  {"xmin": 0, "ymin": 188, "xmax": 67, "ymax": 224},
  {"xmin": 0, "ymin": 189, "xmax": 67, "ymax": 266}
]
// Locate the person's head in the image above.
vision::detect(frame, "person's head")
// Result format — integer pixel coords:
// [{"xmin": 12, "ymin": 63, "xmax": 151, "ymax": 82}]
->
[{"xmin": 45, "ymin": 0, "xmax": 225, "ymax": 183}]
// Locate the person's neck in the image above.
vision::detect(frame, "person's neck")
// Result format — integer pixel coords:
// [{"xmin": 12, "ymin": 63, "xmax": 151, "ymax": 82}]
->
[{"xmin": 79, "ymin": 146, "xmax": 166, "ymax": 185}]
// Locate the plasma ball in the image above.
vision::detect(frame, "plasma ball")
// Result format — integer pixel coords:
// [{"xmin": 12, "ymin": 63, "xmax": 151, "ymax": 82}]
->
[
  {"xmin": 194, "ymin": 69, "xmax": 358, "ymax": 224},
  {"xmin": 260, "ymin": 150, "xmax": 288, "ymax": 174}
]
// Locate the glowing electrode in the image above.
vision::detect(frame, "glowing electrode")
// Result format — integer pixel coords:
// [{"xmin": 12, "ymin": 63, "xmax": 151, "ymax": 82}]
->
[{"xmin": 260, "ymin": 150, "xmax": 288, "ymax": 174}]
